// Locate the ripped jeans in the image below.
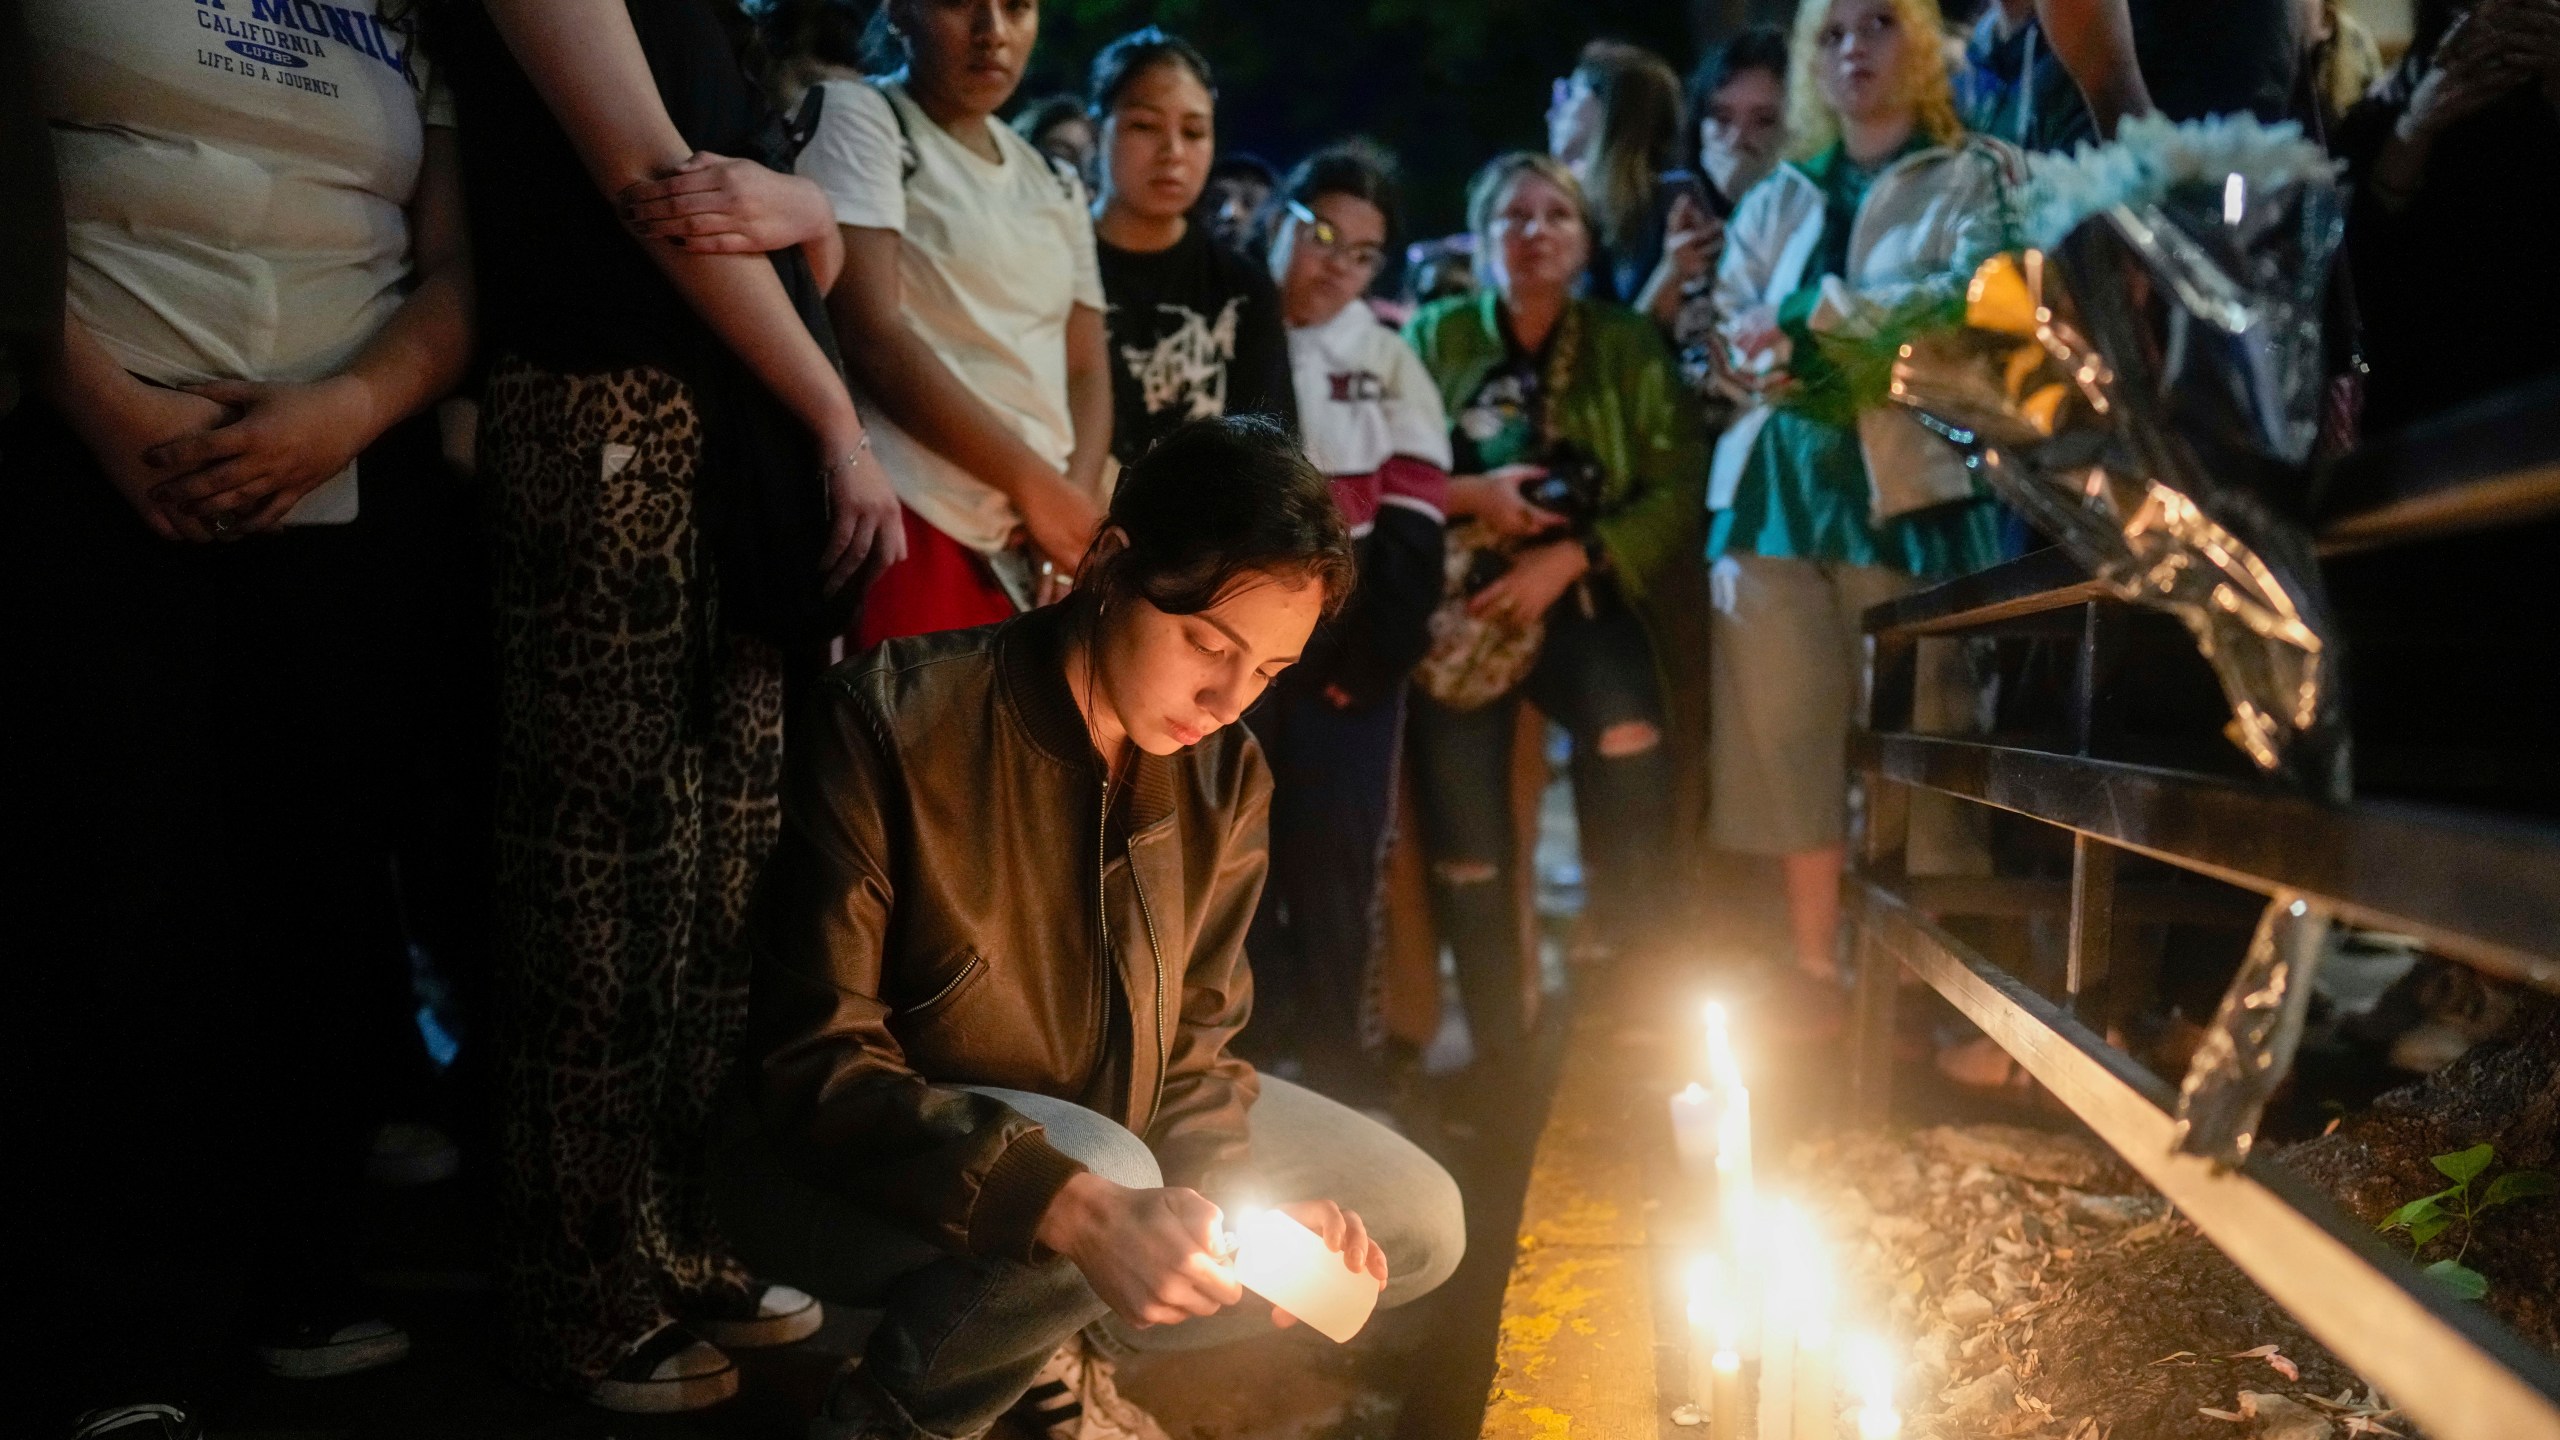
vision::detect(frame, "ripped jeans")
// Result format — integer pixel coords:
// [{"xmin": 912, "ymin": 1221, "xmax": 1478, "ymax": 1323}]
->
[{"xmin": 1407, "ymin": 584, "xmax": 1674, "ymax": 1068}]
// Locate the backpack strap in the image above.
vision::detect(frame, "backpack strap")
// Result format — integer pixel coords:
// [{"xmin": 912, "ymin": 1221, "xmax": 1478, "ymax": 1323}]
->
[
  {"xmin": 1039, "ymin": 151, "xmax": 1080, "ymax": 203},
  {"xmin": 879, "ymin": 83, "xmax": 921, "ymax": 183},
  {"xmin": 783, "ymin": 83, "xmax": 826, "ymax": 164}
]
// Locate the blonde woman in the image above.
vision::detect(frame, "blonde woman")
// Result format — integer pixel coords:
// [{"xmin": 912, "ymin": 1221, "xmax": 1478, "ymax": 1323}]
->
[
  {"xmin": 1704, "ymin": 0, "xmax": 2014, "ymax": 1028},
  {"xmin": 1405, "ymin": 153, "xmax": 1704, "ymax": 1074}
]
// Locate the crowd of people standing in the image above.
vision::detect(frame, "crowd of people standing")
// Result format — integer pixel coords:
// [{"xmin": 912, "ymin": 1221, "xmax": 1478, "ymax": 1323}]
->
[{"xmin": 10, "ymin": 0, "xmax": 2554, "ymax": 1435}]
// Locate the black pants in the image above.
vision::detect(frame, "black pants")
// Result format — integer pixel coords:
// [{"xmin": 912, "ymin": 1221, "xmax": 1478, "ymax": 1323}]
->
[
  {"xmin": 1406, "ymin": 587, "xmax": 1675, "ymax": 1069},
  {"xmin": 1, "ymin": 401, "xmax": 485, "ymax": 1426},
  {"xmin": 1243, "ymin": 681, "xmax": 1407, "ymax": 1106}
]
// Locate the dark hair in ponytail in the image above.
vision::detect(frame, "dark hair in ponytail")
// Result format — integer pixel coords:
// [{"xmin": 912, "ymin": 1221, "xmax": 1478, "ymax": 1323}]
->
[
  {"xmin": 1085, "ymin": 25, "xmax": 1216, "ymax": 117},
  {"xmin": 1079, "ymin": 416, "xmax": 1355, "ymax": 622}
]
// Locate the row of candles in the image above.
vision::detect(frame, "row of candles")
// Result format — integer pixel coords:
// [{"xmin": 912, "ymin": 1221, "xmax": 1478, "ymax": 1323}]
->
[{"xmin": 1670, "ymin": 1002, "xmax": 1901, "ymax": 1439}]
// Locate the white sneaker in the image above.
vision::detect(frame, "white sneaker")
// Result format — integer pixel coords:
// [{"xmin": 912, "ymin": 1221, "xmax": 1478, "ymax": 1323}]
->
[
  {"xmin": 253, "ymin": 1315, "xmax": 412, "ymax": 1379},
  {"xmin": 680, "ymin": 1277, "xmax": 824, "ymax": 1349},
  {"xmin": 586, "ymin": 1322, "xmax": 737, "ymax": 1414},
  {"xmin": 1007, "ymin": 1338, "xmax": 1169, "ymax": 1440}
]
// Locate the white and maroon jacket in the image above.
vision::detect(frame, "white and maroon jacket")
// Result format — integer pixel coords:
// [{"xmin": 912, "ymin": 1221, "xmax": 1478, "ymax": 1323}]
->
[{"xmin": 1287, "ymin": 299, "xmax": 1453, "ymax": 705}]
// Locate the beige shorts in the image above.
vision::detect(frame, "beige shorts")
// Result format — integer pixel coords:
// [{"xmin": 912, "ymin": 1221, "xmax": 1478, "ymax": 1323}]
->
[{"xmin": 1706, "ymin": 552, "xmax": 1986, "ymax": 865}]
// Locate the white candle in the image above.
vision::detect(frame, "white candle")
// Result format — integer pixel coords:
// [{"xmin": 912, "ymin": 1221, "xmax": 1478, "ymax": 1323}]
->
[
  {"xmin": 1791, "ymin": 1293, "xmax": 1834, "ymax": 1440},
  {"xmin": 1847, "ymin": 1333, "xmax": 1902, "ymax": 1440},
  {"xmin": 1690, "ymin": 1254, "xmax": 1747, "ymax": 1434},
  {"xmin": 1716, "ymin": 1085, "xmax": 1754, "ymax": 1253},
  {"xmin": 1705, "ymin": 1000, "xmax": 1742, "ymax": 1099},
  {"xmin": 1712, "ymin": 1349, "xmax": 1746, "ymax": 1437},
  {"xmin": 1757, "ymin": 1201, "xmax": 1803, "ymax": 1440},
  {"xmin": 1672, "ymin": 1083, "xmax": 1719, "ymax": 1175},
  {"xmin": 1686, "ymin": 1256, "xmax": 1721, "ymax": 1409},
  {"xmin": 1227, "ymin": 1207, "xmax": 1379, "ymax": 1343},
  {"xmin": 1757, "ymin": 1307, "xmax": 1796, "ymax": 1440}
]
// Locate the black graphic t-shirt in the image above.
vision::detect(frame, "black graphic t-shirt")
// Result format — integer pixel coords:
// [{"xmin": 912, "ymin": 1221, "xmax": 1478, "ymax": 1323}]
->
[{"xmin": 1096, "ymin": 224, "xmax": 1296, "ymax": 466}]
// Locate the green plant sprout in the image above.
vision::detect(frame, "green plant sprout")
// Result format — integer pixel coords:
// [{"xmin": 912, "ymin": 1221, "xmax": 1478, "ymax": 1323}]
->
[{"xmin": 2377, "ymin": 1143, "xmax": 2557, "ymax": 1300}]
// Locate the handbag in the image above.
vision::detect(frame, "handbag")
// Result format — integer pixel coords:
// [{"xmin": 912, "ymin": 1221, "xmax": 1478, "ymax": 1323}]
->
[{"xmin": 1412, "ymin": 306, "xmax": 1592, "ymax": 711}]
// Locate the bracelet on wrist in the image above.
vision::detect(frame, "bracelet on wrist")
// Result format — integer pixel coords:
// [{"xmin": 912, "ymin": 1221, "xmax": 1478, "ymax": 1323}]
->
[{"xmin": 820, "ymin": 432, "xmax": 874, "ymax": 477}]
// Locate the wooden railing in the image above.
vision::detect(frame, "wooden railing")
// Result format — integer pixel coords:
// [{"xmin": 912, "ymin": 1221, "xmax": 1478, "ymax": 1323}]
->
[{"xmin": 1847, "ymin": 378, "xmax": 2560, "ymax": 1440}]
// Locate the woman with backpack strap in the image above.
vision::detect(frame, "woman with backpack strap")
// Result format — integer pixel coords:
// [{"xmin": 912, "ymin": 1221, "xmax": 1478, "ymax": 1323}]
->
[{"xmin": 795, "ymin": 0, "xmax": 1116, "ymax": 648}]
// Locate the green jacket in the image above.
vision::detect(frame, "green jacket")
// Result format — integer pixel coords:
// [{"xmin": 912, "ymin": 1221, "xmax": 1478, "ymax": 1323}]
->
[{"xmin": 1403, "ymin": 290, "xmax": 1706, "ymax": 606}]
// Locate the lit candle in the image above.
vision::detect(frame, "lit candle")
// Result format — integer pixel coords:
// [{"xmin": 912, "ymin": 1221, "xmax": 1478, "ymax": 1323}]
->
[
  {"xmin": 1686, "ymin": 1256, "xmax": 1721, "ymax": 1410},
  {"xmin": 1790, "ymin": 1254, "xmax": 1835, "ymax": 1440},
  {"xmin": 1226, "ymin": 1207, "xmax": 1380, "ymax": 1344},
  {"xmin": 1705, "ymin": 1000, "xmax": 1742, "ymax": 1100},
  {"xmin": 1690, "ymin": 1254, "xmax": 1747, "ymax": 1436},
  {"xmin": 1715, "ymin": 1084, "xmax": 1754, "ymax": 1253},
  {"xmin": 1756, "ymin": 1201, "xmax": 1803, "ymax": 1440},
  {"xmin": 1671, "ymin": 1082, "xmax": 1718, "ymax": 1176},
  {"xmin": 1847, "ymin": 1333, "xmax": 1902, "ymax": 1440},
  {"xmin": 1712, "ymin": 1348, "xmax": 1746, "ymax": 1437}
]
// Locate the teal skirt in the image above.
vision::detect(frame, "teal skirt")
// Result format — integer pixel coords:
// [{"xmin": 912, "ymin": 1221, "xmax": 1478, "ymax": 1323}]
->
[{"xmin": 1708, "ymin": 408, "xmax": 2003, "ymax": 580}]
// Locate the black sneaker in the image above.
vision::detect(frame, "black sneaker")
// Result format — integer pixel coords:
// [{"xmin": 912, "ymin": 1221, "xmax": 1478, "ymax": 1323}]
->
[
  {"xmin": 66, "ymin": 1403, "xmax": 204, "ymax": 1440},
  {"xmin": 676, "ymin": 1275, "xmax": 823, "ymax": 1349},
  {"xmin": 587, "ymin": 1322, "xmax": 737, "ymax": 1414},
  {"xmin": 252, "ymin": 1314, "xmax": 411, "ymax": 1379}
]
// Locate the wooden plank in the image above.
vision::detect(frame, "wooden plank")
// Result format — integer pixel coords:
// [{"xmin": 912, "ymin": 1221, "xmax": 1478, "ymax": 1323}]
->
[
  {"xmin": 2319, "ymin": 461, "xmax": 2560, "ymax": 556},
  {"xmin": 2320, "ymin": 371, "xmax": 2560, "ymax": 552},
  {"xmin": 1860, "ymin": 546, "xmax": 2104, "ymax": 639},
  {"xmin": 1892, "ymin": 873, "xmax": 2261, "ymax": 925},
  {"xmin": 1861, "ymin": 885, "xmax": 2560, "ymax": 1440},
  {"xmin": 1858, "ymin": 732, "xmax": 2560, "ymax": 993},
  {"xmin": 2065, "ymin": 833, "xmax": 2116, "ymax": 1014}
]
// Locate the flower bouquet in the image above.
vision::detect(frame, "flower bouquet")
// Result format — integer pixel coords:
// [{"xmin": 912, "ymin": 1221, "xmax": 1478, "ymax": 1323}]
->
[
  {"xmin": 1874, "ymin": 116, "xmax": 2355, "ymax": 1166},
  {"xmin": 1882, "ymin": 114, "xmax": 2350, "ymax": 795}
]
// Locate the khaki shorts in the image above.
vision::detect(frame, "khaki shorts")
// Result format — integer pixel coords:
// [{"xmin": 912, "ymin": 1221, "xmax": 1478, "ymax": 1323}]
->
[{"xmin": 1706, "ymin": 552, "xmax": 1986, "ymax": 867}]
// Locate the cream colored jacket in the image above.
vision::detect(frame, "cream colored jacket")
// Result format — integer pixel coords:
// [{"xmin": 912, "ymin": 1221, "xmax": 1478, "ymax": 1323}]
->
[{"xmin": 1706, "ymin": 135, "xmax": 2023, "ymax": 525}]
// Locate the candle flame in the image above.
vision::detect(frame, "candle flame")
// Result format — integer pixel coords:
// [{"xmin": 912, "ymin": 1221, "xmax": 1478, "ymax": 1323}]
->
[
  {"xmin": 1714, "ymin": 1085, "xmax": 1751, "ymax": 1173},
  {"xmin": 1704, "ymin": 1000, "xmax": 1742, "ymax": 1090},
  {"xmin": 1846, "ymin": 1331, "xmax": 1897, "ymax": 1409}
]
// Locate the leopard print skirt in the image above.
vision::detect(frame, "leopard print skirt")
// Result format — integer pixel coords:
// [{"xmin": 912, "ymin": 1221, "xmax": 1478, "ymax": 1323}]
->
[{"xmin": 481, "ymin": 357, "xmax": 784, "ymax": 1388}]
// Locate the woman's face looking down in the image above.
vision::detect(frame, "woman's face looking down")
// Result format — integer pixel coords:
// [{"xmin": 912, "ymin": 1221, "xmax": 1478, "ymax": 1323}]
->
[
  {"xmin": 1701, "ymin": 67, "xmax": 1787, "ymax": 198},
  {"xmin": 1093, "ymin": 570, "xmax": 1326, "ymax": 755},
  {"xmin": 1099, "ymin": 60, "xmax": 1216, "ymax": 225}
]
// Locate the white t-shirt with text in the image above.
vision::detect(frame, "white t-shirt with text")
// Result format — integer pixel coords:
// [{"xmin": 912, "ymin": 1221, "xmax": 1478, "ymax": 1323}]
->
[{"xmin": 33, "ymin": 0, "xmax": 453, "ymax": 522}]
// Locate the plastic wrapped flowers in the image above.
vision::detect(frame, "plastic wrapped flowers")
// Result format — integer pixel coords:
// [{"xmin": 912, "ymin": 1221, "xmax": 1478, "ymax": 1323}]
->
[{"xmin": 1885, "ymin": 114, "xmax": 2350, "ymax": 793}]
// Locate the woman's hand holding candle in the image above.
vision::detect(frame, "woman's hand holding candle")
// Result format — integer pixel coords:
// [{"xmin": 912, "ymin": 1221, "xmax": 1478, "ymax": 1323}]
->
[
  {"xmin": 1230, "ymin": 1204, "xmax": 1388, "ymax": 1342},
  {"xmin": 1270, "ymin": 1199, "xmax": 1390, "ymax": 1305},
  {"xmin": 1035, "ymin": 1172, "xmax": 1243, "ymax": 1328}
]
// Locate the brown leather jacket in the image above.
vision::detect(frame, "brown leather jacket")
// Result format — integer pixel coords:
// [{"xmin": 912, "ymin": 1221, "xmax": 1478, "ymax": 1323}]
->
[{"xmin": 741, "ymin": 602, "xmax": 1268, "ymax": 1263}]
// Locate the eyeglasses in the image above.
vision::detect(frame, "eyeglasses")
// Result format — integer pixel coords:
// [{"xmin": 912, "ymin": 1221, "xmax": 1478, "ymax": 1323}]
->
[{"xmin": 1287, "ymin": 200, "xmax": 1387, "ymax": 270}]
